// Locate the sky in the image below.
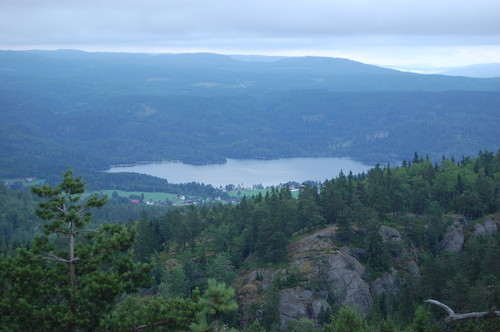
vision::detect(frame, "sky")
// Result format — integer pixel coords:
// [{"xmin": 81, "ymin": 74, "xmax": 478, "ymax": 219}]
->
[{"xmin": 1, "ymin": 0, "xmax": 499, "ymax": 67}]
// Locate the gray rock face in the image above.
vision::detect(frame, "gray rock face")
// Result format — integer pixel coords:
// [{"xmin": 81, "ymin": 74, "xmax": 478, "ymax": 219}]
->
[
  {"xmin": 373, "ymin": 268, "xmax": 398, "ymax": 296},
  {"xmin": 324, "ymin": 250, "xmax": 372, "ymax": 314},
  {"xmin": 237, "ymin": 267, "xmax": 284, "ymax": 327},
  {"xmin": 278, "ymin": 287, "xmax": 328, "ymax": 329},
  {"xmin": 439, "ymin": 221, "xmax": 464, "ymax": 253},
  {"xmin": 287, "ymin": 228, "xmax": 373, "ymax": 315},
  {"xmin": 245, "ymin": 268, "xmax": 284, "ymax": 291},
  {"xmin": 474, "ymin": 219, "xmax": 498, "ymax": 236},
  {"xmin": 237, "ymin": 227, "xmax": 375, "ymax": 329},
  {"xmin": 379, "ymin": 226, "xmax": 402, "ymax": 242},
  {"xmin": 406, "ymin": 260, "xmax": 421, "ymax": 281}
]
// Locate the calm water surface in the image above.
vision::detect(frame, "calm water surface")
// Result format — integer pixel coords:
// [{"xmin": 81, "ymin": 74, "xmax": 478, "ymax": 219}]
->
[{"xmin": 107, "ymin": 158, "xmax": 372, "ymax": 187}]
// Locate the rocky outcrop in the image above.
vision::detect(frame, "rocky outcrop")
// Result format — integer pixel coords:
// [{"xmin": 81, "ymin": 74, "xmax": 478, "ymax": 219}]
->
[
  {"xmin": 324, "ymin": 250, "xmax": 372, "ymax": 313},
  {"xmin": 373, "ymin": 268, "xmax": 398, "ymax": 297},
  {"xmin": 439, "ymin": 219, "xmax": 465, "ymax": 253},
  {"xmin": 380, "ymin": 226, "xmax": 402, "ymax": 242},
  {"xmin": 288, "ymin": 228, "xmax": 372, "ymax": 314},
  {"xmin": 278, "ymin": 287, "xmax": 329, "ymax": 328},
  {"xmin": 406, "ymin": 260, "xmax": 421, "ymax": 280},
  {"xmin": 244, "ymin": 268, "xmax": 284, "ymax": 292},
  {"xmin": 236, "ymin": 267, "xmax": 284, "ymax": 326},
  {"xmin": 236, "ymin": 227, "xmax": 375, "ymax": 330},
  {"xmin": 234, "ymin": 213, "xmax": 500, "ymax": 328},
  {"xmin": 474, "ymin": 218, "xmax": 498, "ymax": 236},
  {"xmin": 234, "ymin": 222, "xmax": 432, "ymax": 330}
]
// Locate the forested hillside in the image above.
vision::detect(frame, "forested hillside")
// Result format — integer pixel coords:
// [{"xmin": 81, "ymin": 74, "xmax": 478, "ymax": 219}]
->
[
  {"xmin": 1, "ymin": 151, "xmax": 499, "ymax": 331},
  {"xmin": 1, "ymin": 50, "xmax": 499, "ymax": 178}
]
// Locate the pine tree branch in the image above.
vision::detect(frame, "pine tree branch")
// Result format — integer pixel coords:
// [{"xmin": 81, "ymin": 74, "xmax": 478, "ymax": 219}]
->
[
  {"xmin": 42, "ymin": 254, "xmax": 80, "ymax": 264},
  {"xmin": 425, "ymin": 299, "xmax": 500, "ymax": 322},
  {"xmin": 56, "ymin": 205, "xmax": 67, "ymax": 215},
  {"xmin": 74, "ymin": 228, "xmax": 98, "ymax": 234},
  {"xmin": 43, "ymin": 254, "xmax": 70, "ymax": 263}
]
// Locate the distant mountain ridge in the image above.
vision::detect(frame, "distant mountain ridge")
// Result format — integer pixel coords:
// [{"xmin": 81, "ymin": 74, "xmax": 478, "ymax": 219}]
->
[{"xmin": 1, "ymin": 50, "xmax": 500, "ymax": 92}]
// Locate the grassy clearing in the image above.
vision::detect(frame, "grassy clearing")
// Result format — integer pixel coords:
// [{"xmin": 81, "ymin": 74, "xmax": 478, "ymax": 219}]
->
[
  {"xmin": 88, "ymin": 190, "xmax": 182, "ymax": 203},
  {"xmin": 227, "ymin": 188, "xmax": 268, "ymax": 198}
]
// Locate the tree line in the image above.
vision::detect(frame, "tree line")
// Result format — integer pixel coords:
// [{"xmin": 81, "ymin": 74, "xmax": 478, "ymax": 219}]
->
[{"xmin": 0, "ymin": 151, "xmax": 499, "ymax": 331}]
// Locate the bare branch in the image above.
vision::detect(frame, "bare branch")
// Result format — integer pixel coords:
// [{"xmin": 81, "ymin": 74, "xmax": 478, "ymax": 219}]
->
[
  {"xmin": 127, "ymin": 321, "xmax": 139, "ymax": 331},
  {"xmin": 56, "ymin": 206, "xmax": 67, "ymax": 215},
  {"xmin": 425, "ymin": 299, "xmax": 500, "ymax": 322},
  {"xmin": 76, "ymin": 207, "xmax": 91, "ymax": 216},
  {"xmin": 42, "ymin": 254, "xmax": 80, "ymax": 264},
  {"xmin": 43, "ymin": 254, "xmax": 70, "ymax": 263},
  {"xmin": 424, "ymin": 299, "xmax": 455, "ymax": 316}
]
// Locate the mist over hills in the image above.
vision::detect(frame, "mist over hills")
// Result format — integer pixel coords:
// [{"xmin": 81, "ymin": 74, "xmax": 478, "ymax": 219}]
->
[
  {"xmin": 384, "ymin": 63, "xmax": 500, "ymax": 78},
  {"xmin": 438, "ymin": 63, "xmax": 500, "ymax": 78},
  {"xmin": 1, "ymin": 50, "xmax": 499, "ymax": 178}
]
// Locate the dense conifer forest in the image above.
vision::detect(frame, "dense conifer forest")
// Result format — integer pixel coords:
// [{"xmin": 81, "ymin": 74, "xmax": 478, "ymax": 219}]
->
[{"xmin": 1, "ymin": 151, "xmax": 499, "ymax": 331}]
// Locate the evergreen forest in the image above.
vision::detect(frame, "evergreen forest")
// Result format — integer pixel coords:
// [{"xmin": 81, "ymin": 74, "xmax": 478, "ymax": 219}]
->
[{"xmin": 1, "ymin": 151, "xmax": 499, "ymax": 331}]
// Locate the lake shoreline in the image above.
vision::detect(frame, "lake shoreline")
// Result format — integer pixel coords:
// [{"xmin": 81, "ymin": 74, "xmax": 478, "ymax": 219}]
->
[
  {"xmin": 106, "ymin": 154, "xmax": 382, "ymax": 170},
  {"xmin": 106, "ymin": 157, "xmax": 375, "ymax": 188}
]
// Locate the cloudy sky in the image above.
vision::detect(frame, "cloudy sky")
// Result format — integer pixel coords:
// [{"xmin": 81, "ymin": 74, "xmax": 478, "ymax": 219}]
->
[{"xmin": 1, "ymin": 0, "xmax": 499, "ymax": 67}]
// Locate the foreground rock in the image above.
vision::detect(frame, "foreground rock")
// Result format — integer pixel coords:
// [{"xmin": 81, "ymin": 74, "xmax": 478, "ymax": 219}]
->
[{"xmin": 236, "ymin": 227, "xmax": 376, "ymax": 330}]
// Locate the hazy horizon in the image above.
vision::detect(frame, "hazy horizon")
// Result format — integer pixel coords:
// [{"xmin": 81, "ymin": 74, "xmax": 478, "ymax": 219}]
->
[{"xmin": 1, "ymin": 1, "xmax": 499, "ymax": 68}]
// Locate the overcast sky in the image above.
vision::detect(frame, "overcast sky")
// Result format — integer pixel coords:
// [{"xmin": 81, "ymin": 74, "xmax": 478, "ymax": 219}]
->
[{"xmin": 1, "ymin": 0, "xmax": 499, "ymax": 67}]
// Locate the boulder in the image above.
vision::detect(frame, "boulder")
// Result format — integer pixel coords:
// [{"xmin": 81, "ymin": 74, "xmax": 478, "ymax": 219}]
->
[
  {"xmin": 379, "ymin": 226, "xmax": 402, "ymax": 242},
  {"xmin": 474, "ymin": 219, "xmax": 498, "ymax": 236}
]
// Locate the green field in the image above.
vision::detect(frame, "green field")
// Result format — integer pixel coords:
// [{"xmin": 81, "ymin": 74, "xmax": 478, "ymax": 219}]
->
[
  {"xmin": 89, "ymin": 190, "xmax": 182, "ymax": 203},
  {"xmin": 227, "ymin": 188, "xmax": 268, "ymax": 198}
]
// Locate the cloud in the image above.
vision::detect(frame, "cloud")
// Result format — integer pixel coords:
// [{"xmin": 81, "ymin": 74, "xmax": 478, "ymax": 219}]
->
[{"xmin": 1, "ymin": 0, "xmax": 499, "ymax": 66}]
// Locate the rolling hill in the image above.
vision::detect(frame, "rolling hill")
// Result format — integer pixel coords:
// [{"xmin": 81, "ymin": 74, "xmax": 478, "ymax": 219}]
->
[{"xmin": 0, "ymin": 50, "xmax": 499, "ymax": 178}]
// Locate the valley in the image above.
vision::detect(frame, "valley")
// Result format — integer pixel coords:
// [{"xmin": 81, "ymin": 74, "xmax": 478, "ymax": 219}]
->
[
  {"xmin": 1, "ymin": 50, "xmax": 499, "ymax": 181},
  {"xmin": 1, "ymin": 50, "xmax": 499, "ymax": 331}
]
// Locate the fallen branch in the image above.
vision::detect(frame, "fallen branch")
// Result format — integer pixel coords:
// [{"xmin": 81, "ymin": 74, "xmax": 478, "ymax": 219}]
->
[{"xmin": 425, "ymin": 299, "xmax": 500, "ymax": 322}]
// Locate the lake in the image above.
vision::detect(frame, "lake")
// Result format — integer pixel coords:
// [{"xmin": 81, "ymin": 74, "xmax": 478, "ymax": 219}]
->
[{"xmin": 107, "ymin": 157, "xmax": 373, "ymax": 188}]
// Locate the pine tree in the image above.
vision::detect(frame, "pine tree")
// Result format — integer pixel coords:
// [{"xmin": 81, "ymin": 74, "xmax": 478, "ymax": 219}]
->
[
  {"xmin": 191, "ymin": 279, "xmax": 238, "ymax": 332},
  {"xmin": 323, "ymin": 306, "xmax": 372, "ymax": 332},
  {"xmin": 364, "ymin": 216, "xmax": 390, "ymax": 277},
  {"xmin": 0, "ymin": 169, "xmax": 150, "ymax": 331}
]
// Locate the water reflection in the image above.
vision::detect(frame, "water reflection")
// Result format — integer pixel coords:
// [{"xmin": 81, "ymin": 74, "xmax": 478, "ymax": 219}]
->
[{"xmin": 107, "ymin": 157, "xmax": 372, "ymax": 187}]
